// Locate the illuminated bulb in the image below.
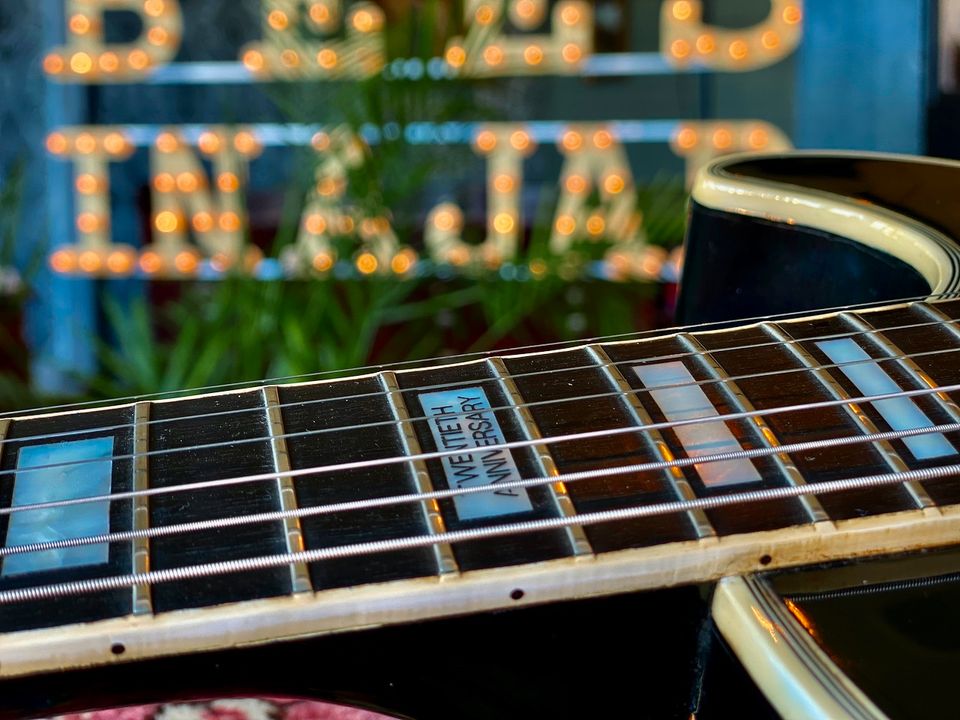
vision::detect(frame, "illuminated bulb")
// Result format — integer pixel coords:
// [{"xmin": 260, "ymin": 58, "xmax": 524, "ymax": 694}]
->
[
  {"xmin": 555, "ymin": 215, "xmax": 576, "ymax": 235},
  {"xmin": 561, "ymin": 130, "xmax": 583, "ymax": 151},
  {"xmin": 445, "ymin": 45, "xmax": 466, "ymax": 68},
  {"xmin": 305, "ymin": 214, "xmax": 327, "ymax": 234},
  {"xmin": 76, "ymin": 212, "xmax": 101, "ymax": 234},
  {"xmin": 280, "ymin": 49, "xmax": 301, "ymax": 68},
  {"xmin": 46, "ymin": 132, "xmax": 69, "ymax": 155},
  {"xmin": 99, "ymin": 52, "xmax": 121, "ymax": 72},
  {"xmin": 267, "ymin": 10, "xmax": 289, "ymax": 30},
  {"xmin": 198, "ymin": 131, "xmax": 221, "ymax": 154},
  {"xmin": 675, "ymin": 127, "xmax": 698, "ymax": 149},
  {"xmin": 515, "ymin": 0, "xmax": 539, "ymax": 20},
  {"xmin": 147, "ymin": 27, "xmax": 169, "ymax": 46},
  {"xmin": 50, "ymin": 247, "xmax": 78, "ymax": 273},
  {"xmin": 493, "ymin": 213, "xmax": 515, "ymax": 234},
  {"xmin": 672, "ymin": 1, "xmax": 693, "ymax": 20},
  {"xmin": 712, "ymin": 128, "xmax": 733, "ymax": 149},
  {"xmin": 155, "ymin": 210, "xmax": 179, "ymax": 233},
  {"xmin": 78, "ymin": 250, "xmax": 103, "ymax": 273},
  {"xmin": 447, "ymin": 247, "xmax": 470, "ymax": 266},
  {"xmin": 242, "ymin": 49, "xmax": 266, "ymax": 72},
  {"xmin": 586, "ymin": 214, "xmax": 605, "ymax": 235},
  {"xmin": 339, "ymin": 216, "xmax": 355, "ymax": 233},
  {"xmin": 593, "ymin": 129, "xmax": 614, "ymax": 149},
  {"xmin": 728, "ymin": 39, "xmax": 748, "ymax": 60},
  {"xmin": 316, "ymin": 177, "xmax": 338, "ymax": 196},
  {"xmin": 352, "ymin": 8, "xmax": 380, "ymax": 32},
  {"xmin": 192, "ymin": 211, "xmax": 214, "ymax": 232},
  {"xmin": 312, "ymin": 252, "xmax": 334, "ymax": 272},
  {"xmin": 75, "ymin": 132, "xmax": 97, "ymax": 154},
  {"xmin": 103, "ymin": 132, "xmax": 128, "ymax": 155},
  {"xmin": 43, "ymin": 53, "xmax": 65, "ymax": 75},
  {"xmin": 233, "ymin": 130, "xmax": 260, "ymax": 155},
  {"xmin": 317, "ymin": 48, "xmax": 338, "ymax": 70},
  {"xmin": 493, "ymin": 174, "xmax": 515, "ymax": 193},
  {"xmin": 69, "ymin": 14, "xmax": 92, "ymax": 34},
  {"xmin": 475, "ymin": 4, "xmax": 496, "ymax": 25},
  {"xmin": 174, "ymin": 251, "xmax": 199, "ymax": 274},
  {"xmin": 761, "ymin": 31, "xmax": 780, "ymax": 49},
  {"xmin": 356, "ymin": 252, "xmax": 378, "ymax": 274},
  {"xmin": 565, "ymin": 175, "xmax": 587, "ymax": 194},
  {"xmin": 106, "ymin": 250, "xmax": 134, "ymax": 274},
  {"xmin": 475, "ymin": 130, "xmax": 497, "ymax": 153},
  {"xmin": 670, "ymin": 39, "xmax": 691, "ymax": 59},
  {"xmin": 433, "ymin": 209, "xmax": 457, "ymax": 231},
  {"xmin": 747, "ymin": 128, "xmax": 770, "ymax": 149},
  {"xmin": 529, "ymin": 259, "xmax": 547, "ymax": 276},
  {"xmin": 127, "ymin": 49, "xmax": 150, "ymax": 70},
  {"xmin": 70, "ymin": 52, "xmax": 93, "ymax": 74},
  {"xmin": 696, "ymin": 34, "xmax": 715, "ymax": 54},
  {"xmin": 560, "ymin": 4, "xmax": 582, "ymax": 25},
  {"xmin": 510, "ymin": 130, "xmax": 531, "ymax": 151},
  {"xmin": 561, "ymin": 43, "xmax": 582, "ymax": 64},
  {"xmin": 139, "ymin": 250, "xmax": 163, "ymax": 274},
  {"xmin": 219, "ymin": 211, "xmax": 241, "ymax": 232},
  {"xmin": 216, "ymin": 172, "xmax": 240, "ymax": 193},
  {"xmin": 782, "ymin": 5, "xmax": 802, "ymax": 24},
  {"xmin": 603, "ymin": 174, "xmax": 626, "ymax": 195},
  {"xmin": 524, "ymin": 45, "xmax": 544, "ymax": 66},
  {"xmin": 153, "ymin": 173, "xmax": 176, "ymax": 193},
  {"xmin": 390, "ymin": 250, "xmax": 415, "ymax": 274},
  {"xmin": 482, "ymin": 45, "xmax": 504, "ymax": 67},
  {"xmin": 143, "ymin": 0, "xmax": 166, "ymax": 17},
  {"xmin": 155, "ymin": 132, "xmax": 179, "ymax": 153},
  {"xmin": 176, "ymin": 172, "xmax": 199, "ymax": 193},
  {"xmin": 309, "ymin": 2, "xmax": 332, "ymax": 25},
  {"xmin": 75, "ymin": 174, "xmax": 100, "ymax": 195},
  {"xmin": 311, "ymin": 131, "xmax": 331, "ymax": 151},
  {"xmin": 360, "ymin": 218, "xmax": 378, "ymax": 236}
]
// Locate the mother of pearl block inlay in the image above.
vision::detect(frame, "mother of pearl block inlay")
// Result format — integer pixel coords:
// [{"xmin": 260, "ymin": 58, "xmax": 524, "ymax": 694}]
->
[
  {"xmin": 2, "ymin": 437, "xmax": 114, "ymax": 576},
  {"xmin": 816, "ymin": 338, "xmax": 956, "ymax": 460},
  {"xmin": 634, "ymin": 362, "xmax": 761, "ymax": 487}
]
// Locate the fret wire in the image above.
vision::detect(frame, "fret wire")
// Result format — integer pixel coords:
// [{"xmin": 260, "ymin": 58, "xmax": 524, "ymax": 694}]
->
[
  {"xmin": 916, "ymin": 301, "xmax": 960, "ymax": 345},
  {"xmin": 9, "ymin": 293, "xmax": 944, "ymax": 423},
  {"xmin": 586, "ymin": 344, "xmax": 716, "ymax": 539},
  {"xmin": 6, "ymin": 419, "xmax": 960, "ymax": 562},
  {"xmin": 132, "ymin": 402, "xmax": 153, "ymax": 614},
  {"xmin": 842, "ymin": 311, "xmax": 960, "ymax": 423},
  {"xmin": 763, "ymin": 322, "xmax": 937, "ymax": 513},
  {"xmin": 7, "ymin": 460, "xmax": 960, "ymax": 606},
  {"xmin": 378, "ymin": 371, "xmax": 459, "ymax": 576},
  {"xmin": 486, "ymin": 357, "xmax": 594, "ymax": 556},
  {"xmin": 8, "ymin": 380, "xmax": 960, "ymax": 519},
  {"xmin": 7, "ymin": 343, "xmax": 960, "ymax": 488},
  {"xmin": 0, "ymin": 418, "xmax": 8, "ymax": 576},
  {"xmin": 5, "ymin": 309, "xmax": 959, "ymax": 451},
  {"xmin": 677, "ymin": 334, "xmax": 832, "ymax": 526},
  {"xmin": 262, "ymin": 385, "xmax": 312, "ymax": 594}
]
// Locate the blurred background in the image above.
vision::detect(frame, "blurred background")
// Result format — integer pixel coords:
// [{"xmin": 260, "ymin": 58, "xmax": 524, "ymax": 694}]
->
[{"xmin": 0, "ymin": 0, "xmax": 955, "ymax": 410}]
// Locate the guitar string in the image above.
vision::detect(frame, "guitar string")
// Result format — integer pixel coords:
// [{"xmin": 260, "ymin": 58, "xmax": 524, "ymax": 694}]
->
[
  {"xmin": 4, "ymin": 461, "xmax": 960, "ymax": 605},
  {"xmin": 4, "ymin": 377, "xmax": 960, "ymax": 518},
  {"xmin": 3, "ymin": 419, "xmax": 958, "ymax": 560},
  {"xmin": 3, "ymin": 290, "xmax": 949, "ymax": 422},
  {"xmin": 3, "ymin": 310, "xmax": 955, "ymax": 449},
  {"xmin": 2, "ymin": 332, "xmax": 960, "ymax": 498}
]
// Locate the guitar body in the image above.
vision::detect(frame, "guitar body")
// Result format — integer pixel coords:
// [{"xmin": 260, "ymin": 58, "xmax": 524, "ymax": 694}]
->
[{"xmin": 4, "ymin": 152, "xmax": 960, "ymax": 720}]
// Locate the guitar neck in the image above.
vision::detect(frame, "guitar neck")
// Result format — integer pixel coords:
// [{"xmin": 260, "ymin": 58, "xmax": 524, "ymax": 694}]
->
[{"xmin": 3, "ymin": 296, "xmax": 960, "ymax": 676}]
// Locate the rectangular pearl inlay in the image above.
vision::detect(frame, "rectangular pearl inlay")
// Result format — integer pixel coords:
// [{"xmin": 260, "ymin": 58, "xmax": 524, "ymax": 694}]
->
[
  {"xmin": 2, "ymin": 437, "xmax": 114, "ymax": 576},
  {"xmin": 817, "ymin": 338, "xmax": 955, "ymax": 460},
  {"xmin": 634, "ymin": 362, "xmax": 760, "ymax": 487}
]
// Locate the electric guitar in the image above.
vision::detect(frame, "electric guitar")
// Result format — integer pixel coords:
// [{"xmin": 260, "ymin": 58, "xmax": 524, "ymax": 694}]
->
[{"xmin": 4, "ymin": 152, "xmax": 960, "ymax": 720}]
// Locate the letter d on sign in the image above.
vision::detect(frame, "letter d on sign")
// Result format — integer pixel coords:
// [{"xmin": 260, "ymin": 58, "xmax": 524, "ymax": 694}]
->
[{"xmin": 43, "ymin": 0, "xmax": 183, "ymax": 82}]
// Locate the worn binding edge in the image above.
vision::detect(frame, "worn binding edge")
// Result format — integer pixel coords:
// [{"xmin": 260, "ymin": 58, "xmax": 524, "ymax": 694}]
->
[{"xmin": 4, "ymin": 504, "xmax": 960, "ymax": 678}]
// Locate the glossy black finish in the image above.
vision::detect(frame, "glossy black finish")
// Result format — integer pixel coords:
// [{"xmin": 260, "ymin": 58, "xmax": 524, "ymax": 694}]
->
[{"xmin": 677, "ymin": 202, "xmax": 930, "ymax": 325}]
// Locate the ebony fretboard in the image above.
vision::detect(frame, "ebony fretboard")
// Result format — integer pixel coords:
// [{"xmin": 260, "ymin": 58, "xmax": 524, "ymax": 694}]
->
[{"xmin": 3, "ymin": 299, "xmax": 960, "ymax": 674}]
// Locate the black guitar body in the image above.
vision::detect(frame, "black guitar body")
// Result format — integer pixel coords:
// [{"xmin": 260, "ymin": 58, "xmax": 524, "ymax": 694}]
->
[{"xmin": 5, "ymin": 152, "xmax": 960, "ymax": 720}]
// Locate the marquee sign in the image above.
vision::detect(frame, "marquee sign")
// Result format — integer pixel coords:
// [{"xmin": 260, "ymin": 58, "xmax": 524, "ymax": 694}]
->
[{"xmin": 42, "ymin": 0, "xmax": 802, "ymax": 279}]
